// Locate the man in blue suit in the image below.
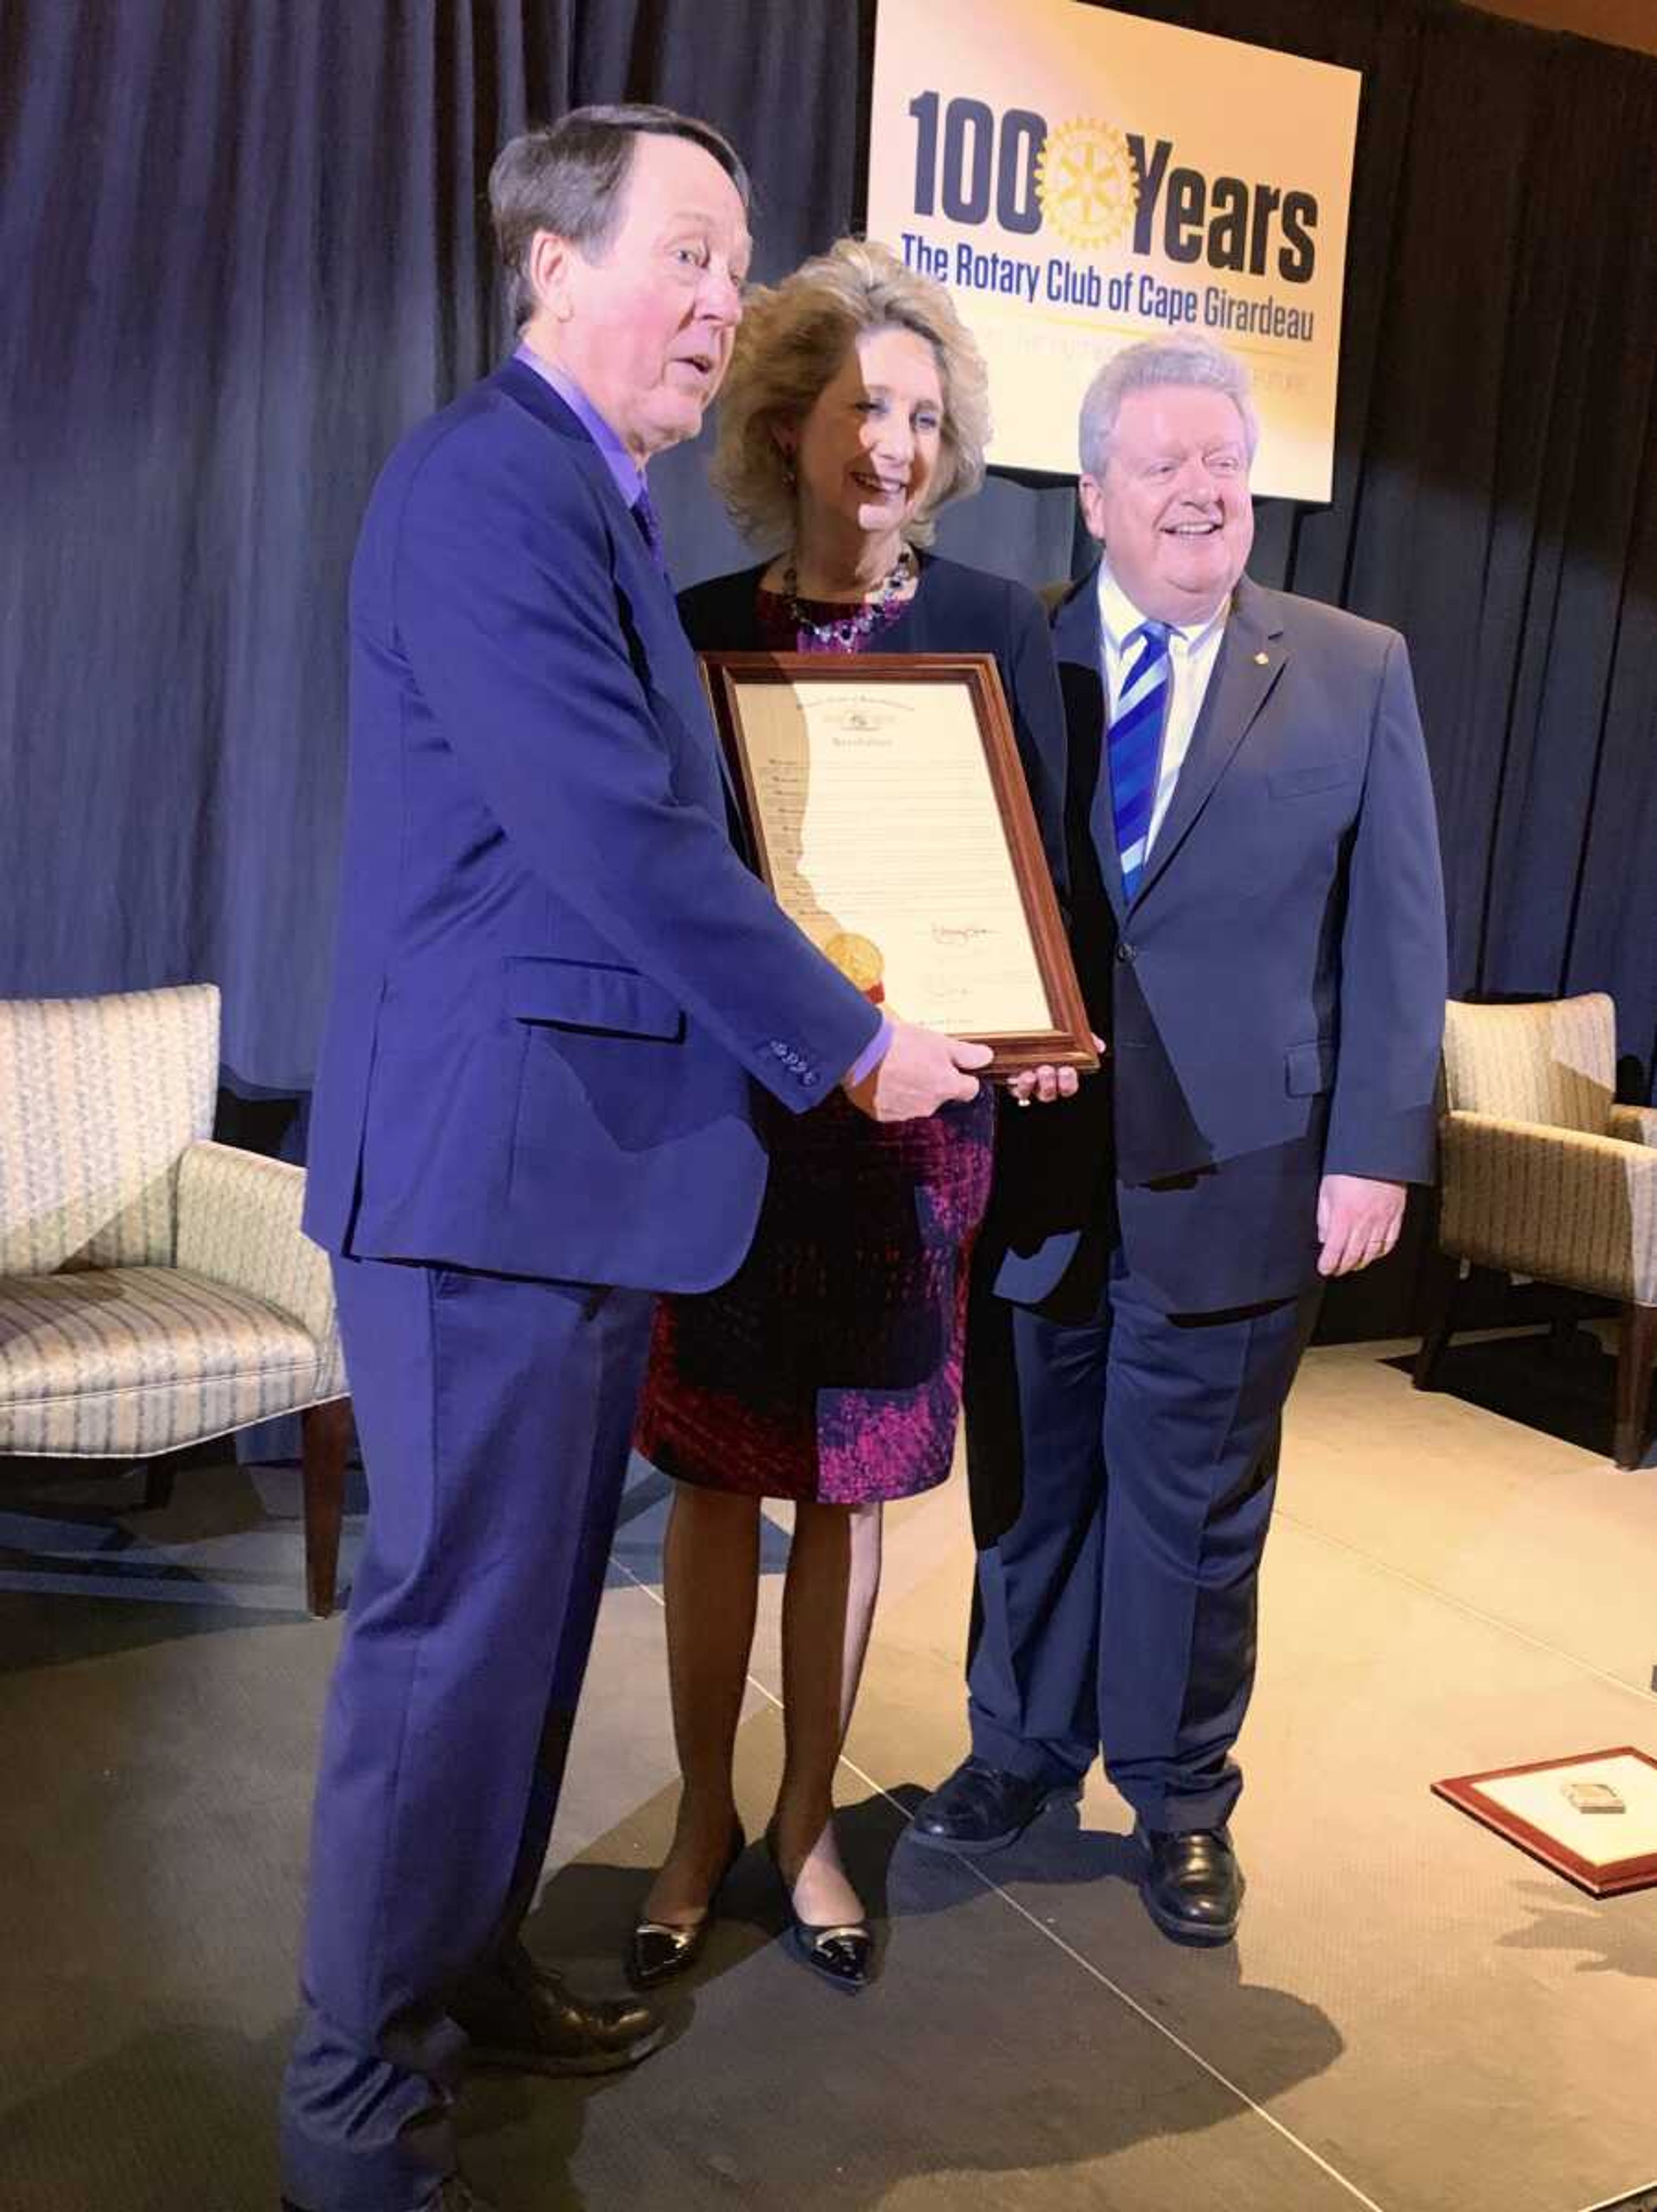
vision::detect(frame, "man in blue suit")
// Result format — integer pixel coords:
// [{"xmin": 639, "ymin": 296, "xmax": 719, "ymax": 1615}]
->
[
  {"xmin": 282, "ymin": 107, "xmax": 989, "ymax": 2212},
  {"xmin": 913, "ymin": 339, "xmax": 1446, "ymax": 1946}
]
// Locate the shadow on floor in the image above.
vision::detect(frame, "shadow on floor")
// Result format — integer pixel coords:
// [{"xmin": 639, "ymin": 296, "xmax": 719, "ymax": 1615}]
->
[
  {"xmin": 875, "ymin": 1782, "xmax": 1144, "ymax": 1911},
  {"xmin": 505, "ymin": 1789, "xmax": 1346, "ymax": 2212},
  {"xmin": 0, "ymin": 2019, "xmax": 296, "ymax": 2211},
  {"xmin": 1495, "ymin": 1878, "xmax": 1657, "ymax": 1984},
  {"xmin": 0, "ymin": 1457, "xmax": 356, "ymax": 1666},
  {"xmin": 1389, "ymin": 1327, "xmax": 1653, "ymax": 1466}
]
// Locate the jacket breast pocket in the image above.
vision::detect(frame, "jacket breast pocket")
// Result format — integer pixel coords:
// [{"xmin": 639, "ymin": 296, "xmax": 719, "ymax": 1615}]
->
[
  {"xmin": 1268, "ymin": 761, "xmax": 1360, "ymax": 800},
  {"xmin": 1285, "ymin": 1037, "xmax": 1336, "ymax": 1097},
  {"xmin": 504, "ymin": 955, "xmax": 685, "ymax": 1042}
]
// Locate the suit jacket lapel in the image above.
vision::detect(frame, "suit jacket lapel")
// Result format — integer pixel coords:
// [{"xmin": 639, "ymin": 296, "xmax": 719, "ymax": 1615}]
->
[
  {"xmin": 1131, "ymin": 577, "xmax": 1287, "ymax": 906},
  {"xmin": 492, "ymin": 359, "xmax": 742, "ymax": 815},
  {"xmin": 492, "ymin": 356, "xmax": 669, "ymax": 601},
  {"xmin": 1051, "ymin": 573, "xmax": 1127, "ymax": 926}
]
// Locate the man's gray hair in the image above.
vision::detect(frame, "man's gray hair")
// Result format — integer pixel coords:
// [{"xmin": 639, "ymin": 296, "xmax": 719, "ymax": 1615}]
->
[
  {"xmin": 1078, "ymin": 337, "xmax": 1258, "ymax": 477},
  {"xmin": 489, "ymin": 105, "xmax": 750, "ymax": 329}
]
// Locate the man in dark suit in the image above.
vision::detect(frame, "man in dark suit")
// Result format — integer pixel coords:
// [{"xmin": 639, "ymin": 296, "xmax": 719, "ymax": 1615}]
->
[
  {"xmin": 281, "ymin": 107, "xmax": 989, "ymax": 2212},
  {"xmin": 912, "ymin": 338, "xmax": 1446, "ymax": 1947}
]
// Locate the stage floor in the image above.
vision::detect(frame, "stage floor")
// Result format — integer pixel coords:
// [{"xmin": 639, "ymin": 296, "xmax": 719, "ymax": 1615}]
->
[{"xmin": 2, "ymin": 1327, "xmax": 1654, "ymax": 2212}]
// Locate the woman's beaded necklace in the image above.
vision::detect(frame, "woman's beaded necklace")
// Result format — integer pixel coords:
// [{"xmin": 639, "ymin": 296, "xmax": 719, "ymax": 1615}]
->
[{"xmin": 782, "ymin": 544, "xmax": 915, "ymax": 652}]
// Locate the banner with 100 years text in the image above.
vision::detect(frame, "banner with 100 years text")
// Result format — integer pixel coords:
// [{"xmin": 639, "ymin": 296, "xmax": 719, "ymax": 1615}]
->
[{"xmin": 866, "ymin": 0, "xmax": 1361, "ymax": 500}]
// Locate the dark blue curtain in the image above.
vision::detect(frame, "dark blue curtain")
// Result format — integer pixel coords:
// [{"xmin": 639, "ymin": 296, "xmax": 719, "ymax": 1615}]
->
[{"xmin": 2, "ymin": 0, "xmax": 1654, "ymax": 1103}]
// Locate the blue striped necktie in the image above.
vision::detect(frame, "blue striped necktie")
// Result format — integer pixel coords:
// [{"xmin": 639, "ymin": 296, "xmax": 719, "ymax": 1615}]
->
[{"xmin": 1108, "ymin": 619, "xmax": 1172, "ymax": 899}]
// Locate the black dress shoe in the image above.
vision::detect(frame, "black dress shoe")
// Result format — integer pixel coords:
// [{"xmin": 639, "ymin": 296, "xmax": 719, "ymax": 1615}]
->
[
  {"xmin": 449, "ymin": 1946, "xmax": 663, "ymax": 2075},
  {"xmin": 907, "ymin": 1755, "xmax": 1083, "ymax": 1855},
  {"xmin": 627, "ymin": 1821, "xmax": 746, "ymax": 1988},
  {"xmin": 765, "ymin": 1828, "xmax": 871, "ymax": 1994},
  {"xmin": 1139, "ymin": 1825, "xmax": 1244, "ymax": 1946}
]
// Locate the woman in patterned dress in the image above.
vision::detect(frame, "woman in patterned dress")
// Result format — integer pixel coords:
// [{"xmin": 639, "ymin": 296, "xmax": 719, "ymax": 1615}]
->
[{"xmin": 629, "ymin": 239, "xmax": 1070, "ymax": 1990}]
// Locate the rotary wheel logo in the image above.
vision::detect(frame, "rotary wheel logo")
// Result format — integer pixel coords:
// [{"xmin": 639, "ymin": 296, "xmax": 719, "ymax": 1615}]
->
[{"xmin": 1036, "ymin": 119, "xmax": 1137, "ymax": 250}]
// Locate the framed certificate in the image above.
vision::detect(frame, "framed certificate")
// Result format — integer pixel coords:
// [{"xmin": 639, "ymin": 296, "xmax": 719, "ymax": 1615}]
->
[
  {"xmin": 700, "ymin": 652, "xmax": 1096, "ymax": 1078},
  {"xmin": 1432, "ymin": 1747, "xmax": 1657, "ymax": 1897}
]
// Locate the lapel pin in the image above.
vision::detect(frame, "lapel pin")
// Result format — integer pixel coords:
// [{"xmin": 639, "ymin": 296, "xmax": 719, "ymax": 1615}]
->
[{"xmin": 1253, "ymin": 650, "xmax": 1270, "ymax": 665}]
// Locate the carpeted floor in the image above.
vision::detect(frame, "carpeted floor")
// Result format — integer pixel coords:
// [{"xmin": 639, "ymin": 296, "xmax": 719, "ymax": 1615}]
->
[{"xmin": 2, "ymin": 1327, "xmax": 1654, "ymax": 2212}]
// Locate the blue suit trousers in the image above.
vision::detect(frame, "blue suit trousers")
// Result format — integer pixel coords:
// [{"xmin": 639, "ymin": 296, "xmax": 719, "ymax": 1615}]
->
[
  {"xmin": 280, "ymin": 1254, "xmax": 652, "ymax": 2212},
  {"xmin": 969, "ymin": 1251, "xmax": 1318, "ymax": 1831}
]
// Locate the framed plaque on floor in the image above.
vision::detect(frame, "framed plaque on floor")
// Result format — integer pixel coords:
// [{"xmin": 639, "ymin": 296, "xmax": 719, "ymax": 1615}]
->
[
  {"xmin": 1433, "ymin": 1746, "xmax": 1657, "ymax": 1896},
  {"xmin": 699, "ymin": 652, "xmax": 1097, "ymax": 1078}
]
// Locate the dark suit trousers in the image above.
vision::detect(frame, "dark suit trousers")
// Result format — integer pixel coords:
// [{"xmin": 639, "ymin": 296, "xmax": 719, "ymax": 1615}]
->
[
  {"xmin": 968, "ymin": 1248, "xmax": 1317, "ymax": 1831},
  {"xmin": 280, "ymin": 1254, "xmax": 652, "ymax": 2212}
]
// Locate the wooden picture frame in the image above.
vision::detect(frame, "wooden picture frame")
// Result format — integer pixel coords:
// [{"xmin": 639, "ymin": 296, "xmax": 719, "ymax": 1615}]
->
[
  {"xmin": 700, "ymin": 651, "xmax": 1096, "ymax": 1078},
  {"xmin": 1432, "ymin": 1747, "xmax": 1657, "ymax": 1897}
]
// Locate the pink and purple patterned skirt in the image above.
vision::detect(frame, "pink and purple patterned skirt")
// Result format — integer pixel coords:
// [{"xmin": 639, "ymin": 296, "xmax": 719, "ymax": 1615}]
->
[{"xmin": 635, "ymin": 1087, "xmax": 994, "ymax": 1504}]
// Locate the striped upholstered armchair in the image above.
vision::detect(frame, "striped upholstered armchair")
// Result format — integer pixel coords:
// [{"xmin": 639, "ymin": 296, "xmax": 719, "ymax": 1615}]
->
[
  {"xmin": 1414, "ymin": 994, "xmax": 1657, "ymax": 1468},
  {"xmin": 0, "ymin": 985, "xmax": 351, "ymax": 1611}
]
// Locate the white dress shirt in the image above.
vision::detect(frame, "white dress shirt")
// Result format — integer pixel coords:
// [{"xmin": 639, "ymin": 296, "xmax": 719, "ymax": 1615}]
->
[{"xmin": 1095, "ymin": 561, "xmax": 1229, "ymax": 856}]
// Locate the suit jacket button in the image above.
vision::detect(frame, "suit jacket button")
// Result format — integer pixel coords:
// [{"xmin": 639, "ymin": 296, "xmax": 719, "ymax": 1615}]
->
[
  {"xmin": 1115, "ymin": 942, "xmax": 1136, "ymax": 963},
  {"xmin": 802, "ymin": 1071, "xmax": 819, "ymax": 1090}
]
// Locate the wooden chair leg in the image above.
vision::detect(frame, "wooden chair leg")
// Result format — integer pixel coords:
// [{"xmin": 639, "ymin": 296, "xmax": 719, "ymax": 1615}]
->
[
  {"xmin": 1613, "ymin": 1304, "xmax": 1657, "ymax": 1471},
  {"xmin": 301, "ymin": 1398, "xmax": 353, "ymax": 1617},
  {"xmin": 139, "ymin": 1459, "xmax": 177, "ymax": 1512},
  {"xmin": 1414, "ymin": 1248, "xmax": 1465, "ymax": 1390}
]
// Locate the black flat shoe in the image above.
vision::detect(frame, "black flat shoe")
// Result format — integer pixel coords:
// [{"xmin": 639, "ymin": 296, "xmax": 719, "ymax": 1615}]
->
[
  {"xmin": 765, "ymin": 1826, "xmax": 871, "ymax": 1994},
  {"xmin": 907, "ymin": 1755, "xmax": 1084, "ymax": 1854},
  {"xmin": 627, "ymin": 1821, "xmax": 746, "ymax": 1989},
  {"xmin": 1139, "ymin": 1824, "xmax": 1244, "ymax": 1947}
]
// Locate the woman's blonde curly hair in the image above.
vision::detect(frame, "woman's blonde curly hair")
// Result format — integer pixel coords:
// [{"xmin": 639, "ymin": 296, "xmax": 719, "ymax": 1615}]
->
[{"xmin": 710, "ymin": 236, "xmax": 991, "ymax": 551}]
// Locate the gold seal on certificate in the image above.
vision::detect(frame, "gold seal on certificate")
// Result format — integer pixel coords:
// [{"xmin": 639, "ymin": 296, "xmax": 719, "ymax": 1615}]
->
[
  {"xmin": 822, "ymin": 931, "xmax": 886, "ymax": 997},
  {"xmin": 699, "ymin": 652, "xmax": 1096, "ymax": 1076}
]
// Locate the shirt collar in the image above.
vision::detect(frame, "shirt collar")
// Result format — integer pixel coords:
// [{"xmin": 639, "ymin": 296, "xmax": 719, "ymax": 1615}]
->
[
  {"xmin": 1094, "ymin": 558, "xmax": 1229, "ymax": 655},
  {"xmin": 514, "ymin": 343, "xmax": 647, "ymax": 512}
]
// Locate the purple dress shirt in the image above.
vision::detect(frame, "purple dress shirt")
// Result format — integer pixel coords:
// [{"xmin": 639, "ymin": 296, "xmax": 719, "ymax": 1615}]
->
[{"xmin": 514, "ymin": 343, "xmax": 646, "ymax": 510}]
